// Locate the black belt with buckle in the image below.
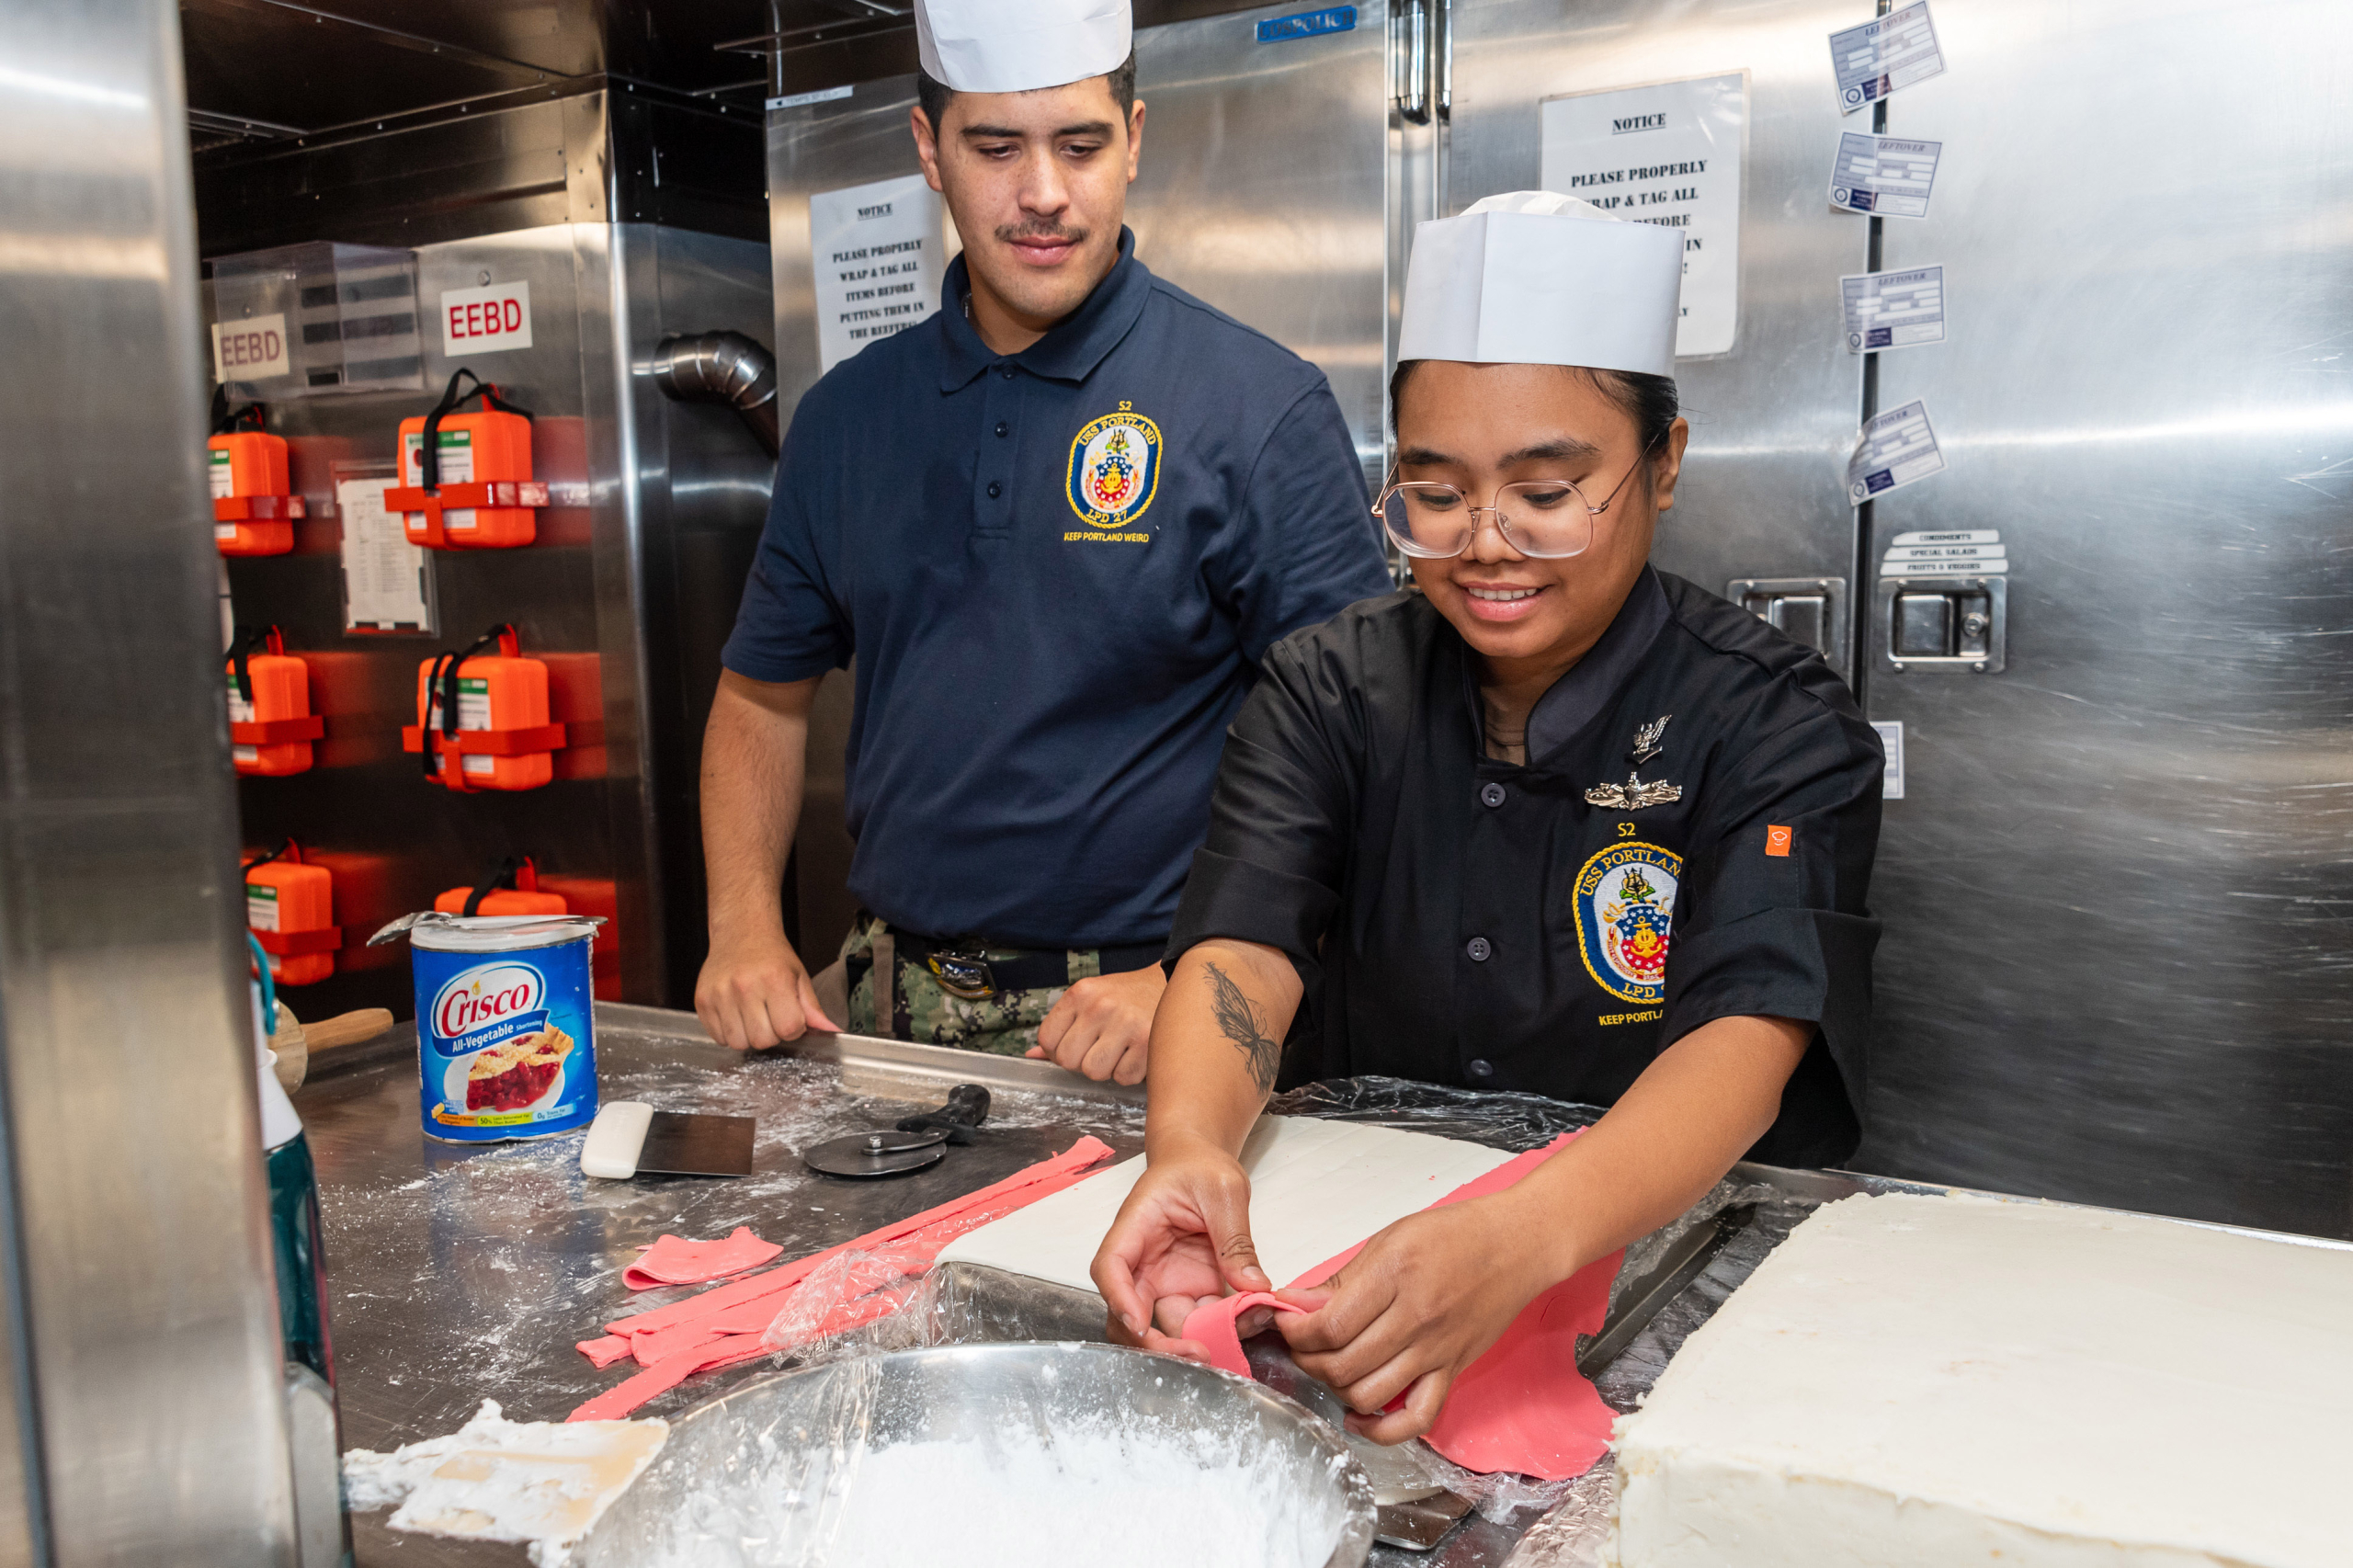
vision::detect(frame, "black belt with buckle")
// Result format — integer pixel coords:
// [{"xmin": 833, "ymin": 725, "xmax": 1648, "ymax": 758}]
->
[{"xmin": 869, "ymin": 921, "xmax": 1165, "ymax": 1002}]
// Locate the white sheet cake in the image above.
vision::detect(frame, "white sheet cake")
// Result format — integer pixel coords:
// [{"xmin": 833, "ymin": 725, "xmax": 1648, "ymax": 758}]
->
[{"xmin": 1606, "ymin": 1191, "xmax": 2353, "ymax": 1568}]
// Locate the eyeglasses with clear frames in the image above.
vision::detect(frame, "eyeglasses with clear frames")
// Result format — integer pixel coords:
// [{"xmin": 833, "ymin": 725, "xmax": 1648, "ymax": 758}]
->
[{"xmin": 1373, "ymin": 439, "xmax": 1660, "ymax": 561}]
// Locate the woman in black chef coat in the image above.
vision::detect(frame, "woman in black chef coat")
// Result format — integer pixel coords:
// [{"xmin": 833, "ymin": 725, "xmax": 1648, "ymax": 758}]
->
[{"xmin": 1091, "ymin": 191, "xmax": 1881, "ymax": 1444}]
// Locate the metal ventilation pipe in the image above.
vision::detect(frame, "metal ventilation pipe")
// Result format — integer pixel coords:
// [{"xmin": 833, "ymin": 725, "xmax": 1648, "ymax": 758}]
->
[{"xmin": 653, "ymin": 330, "xmax": 780, "ymax": 458}]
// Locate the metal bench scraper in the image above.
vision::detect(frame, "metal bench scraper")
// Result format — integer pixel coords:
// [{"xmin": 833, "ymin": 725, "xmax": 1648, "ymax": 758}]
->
[{"xmin": 580, "ymin": 1101, "xmax": 755, "ymax": 1178}]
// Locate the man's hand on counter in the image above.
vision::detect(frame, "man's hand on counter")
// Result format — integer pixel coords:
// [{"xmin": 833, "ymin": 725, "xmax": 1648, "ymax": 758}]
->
[
  {"xmin": 1026, "ymin": 963, "xmax": 1166, "ymax": 1084},
  {"xmin": 696, "ymin": 927, "xmax": 840, "ymax": 1051}
]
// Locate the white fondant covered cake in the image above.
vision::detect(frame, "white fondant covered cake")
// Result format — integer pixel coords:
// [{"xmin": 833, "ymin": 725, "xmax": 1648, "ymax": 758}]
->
[{"xmin": 1607, "ymin": 1192, "xmax": 2353, "ymax": 1568}]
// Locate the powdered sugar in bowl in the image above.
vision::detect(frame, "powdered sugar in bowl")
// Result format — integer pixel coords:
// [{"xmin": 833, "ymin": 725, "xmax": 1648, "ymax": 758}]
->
[{"xmin": 579, "ymin": 1342, "xmax": 1377, "ymax": 1567}]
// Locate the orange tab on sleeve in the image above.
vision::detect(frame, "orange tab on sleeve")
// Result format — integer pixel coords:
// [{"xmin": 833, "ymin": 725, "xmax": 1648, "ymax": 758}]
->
[{"xmin": 1765, "ymin": 824, "xmax": 1793, "ymax": 858}]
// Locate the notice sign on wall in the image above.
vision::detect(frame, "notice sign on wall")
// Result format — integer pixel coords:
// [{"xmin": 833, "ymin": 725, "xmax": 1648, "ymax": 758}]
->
[
  {"xmin": 439, "ymin": 279, "xmax": 533, "ymax": 355},
  {"xmin": 1540, "ymin": 72, "xmax": 1746, "ymax": 358},
  {"xmin": 810, "ymin": 173, "xmax": 947, "ymax": 372}
]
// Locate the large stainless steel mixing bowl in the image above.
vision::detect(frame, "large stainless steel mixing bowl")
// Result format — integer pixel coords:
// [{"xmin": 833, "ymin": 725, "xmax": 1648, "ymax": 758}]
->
[{"xmin": 578, "ymin": 1341, "xmax": 1378, "ymax": 1566}]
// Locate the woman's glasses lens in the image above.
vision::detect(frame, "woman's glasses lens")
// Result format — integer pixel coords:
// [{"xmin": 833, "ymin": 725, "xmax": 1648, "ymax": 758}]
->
[
  {"xmin": 1377, "ymin": 481, "xmax": 1595, "ymax": 559},
  {"xmin": 1379, "ymin": 483, "xmax": 1473, "ymax": 557},
  {"xmin": 1495, "ymin": 481, "xmax": 1594, "ymax": 558}
]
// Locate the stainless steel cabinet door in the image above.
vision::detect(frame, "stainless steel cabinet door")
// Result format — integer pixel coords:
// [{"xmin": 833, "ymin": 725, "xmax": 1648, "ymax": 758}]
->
[
  {"xmin": 1862, "ymin": 0, "xmax": 2353, "ymax": 1236},
  {"xmin": 1444, "ymin": 0, "xmax": 1870, "ymax": 657},
  {"xmin": 1128, "ymin": 2, "xmax": 1391, "ymax": 485}
]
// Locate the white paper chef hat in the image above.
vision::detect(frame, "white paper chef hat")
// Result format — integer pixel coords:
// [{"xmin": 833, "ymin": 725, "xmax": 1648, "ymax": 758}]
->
[
  {"xmin": 915, "ymin": 0, "xmax": 1133, "ymax": 95},
  {"xmin": 1397, "ymin": 190, "xmax": 1684, "ymax": 377}
]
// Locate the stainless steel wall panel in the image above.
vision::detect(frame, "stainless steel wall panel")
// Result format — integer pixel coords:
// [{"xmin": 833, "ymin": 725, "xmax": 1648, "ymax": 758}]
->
[
  {"xmin": 1859, "ymin": 0, "xmax": 2353, "ymax": 1237},
  {"xmin": 763, "ymin": 83, "xmax": 924, "ymax": 965},
  {"xmin": 1126, "ymin": 2, "xmax": 1392, "ymax": 481},
  {"xmin": 0, "ymin": 0, "xmax": 299, "ymax": 1559},
  {"xmin": 597, "ymin": 223, "xmax": 779, "ymax": 1003},
  {"xmin": 1442, "ymin": 0, "xmax": 1870, "ymax": 642},
  {"xmin": 767, "ymin": 79, "xmax": 934, "ymax": 416}
]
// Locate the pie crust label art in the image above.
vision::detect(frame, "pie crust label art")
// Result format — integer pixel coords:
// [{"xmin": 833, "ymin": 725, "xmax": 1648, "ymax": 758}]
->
[
  {"xmin": 411, "ymin": 933, "xmax": 598, "ymax": 1142},
  {"xmin": 464, "ymin": 1025, "xmax": 575, "ymax": 1111}
]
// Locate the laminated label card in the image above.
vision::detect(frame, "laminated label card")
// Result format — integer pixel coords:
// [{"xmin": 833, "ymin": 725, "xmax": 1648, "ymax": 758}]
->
[
  {"xmin": 1848, "ymin": 401, "xmax": 1948, "ymax": 503},
  {"xmin": 1830, "ymin": 1, "xmax": 1947, "ymax": 114},
  {"xmin": 1841, "ymin": 265, "xmax": 1946, "ymax": 353},
  {"xmin": 1830, "ymin": 131, "xmax": 1943, "ymax": 218}
]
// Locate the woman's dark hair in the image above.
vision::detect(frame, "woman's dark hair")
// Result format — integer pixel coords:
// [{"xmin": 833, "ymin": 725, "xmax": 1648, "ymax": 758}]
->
[
  {"xmin": 915, "ymin": 49, "xmax": 1140, "ymax": 133},
  {"xmin": 1388, "ymin": 359, "xmax": 1681, "ymax": 479}
]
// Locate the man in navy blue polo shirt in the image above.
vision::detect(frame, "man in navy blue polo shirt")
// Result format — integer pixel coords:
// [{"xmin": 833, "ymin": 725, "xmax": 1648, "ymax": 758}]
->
[{"xmin": 695, "ymin": 0, "xmax": 1390, "ymax": 1081}]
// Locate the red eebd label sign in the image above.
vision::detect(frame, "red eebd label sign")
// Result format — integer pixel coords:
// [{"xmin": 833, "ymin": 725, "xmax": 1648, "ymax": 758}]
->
[{"xmin": 439, "ymin": 279, "xmax": 534, "ymax": 354}]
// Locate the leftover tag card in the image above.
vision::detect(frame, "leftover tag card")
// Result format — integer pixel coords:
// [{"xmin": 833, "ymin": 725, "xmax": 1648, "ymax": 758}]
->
[
  {"xmin": 1830, "ymin": 0, "xmax": 1947, "ymax": 114},
  {"xmin": 1831, "ymin": 131, "xmax": 1943, "ymax": 217},
  {"xmin": 1842, "ymin": 265, "xmax": 1947, "ymax": 353},
  {"xmin": 1848, "ymin": 401, "xmax": 1948, "ymax": 503}
]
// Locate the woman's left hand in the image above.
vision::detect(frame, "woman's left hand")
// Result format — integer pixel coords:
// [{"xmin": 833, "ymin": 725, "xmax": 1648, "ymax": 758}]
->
[{"xmin": 1275, "ymin": 1189, "xmax": 1562, "ymax": 1445}]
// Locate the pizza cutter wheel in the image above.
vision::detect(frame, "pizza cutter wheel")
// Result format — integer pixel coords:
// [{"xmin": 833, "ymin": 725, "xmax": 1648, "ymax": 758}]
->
[{"xmin": 802, "ymin": 1125, "xmax": 949, "ymax": 1178}]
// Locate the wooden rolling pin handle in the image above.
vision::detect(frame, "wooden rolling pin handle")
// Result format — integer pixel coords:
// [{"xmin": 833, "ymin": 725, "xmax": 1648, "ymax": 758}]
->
[{"xmin": 301, "ymin": 1008, "xmax": 394, "ymax": 1054}]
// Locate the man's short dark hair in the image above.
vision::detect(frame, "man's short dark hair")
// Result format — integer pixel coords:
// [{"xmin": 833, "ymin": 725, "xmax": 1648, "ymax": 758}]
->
[{"xmin": 915, "ymin": 47, "xmax": 1139, "ymax": 133}]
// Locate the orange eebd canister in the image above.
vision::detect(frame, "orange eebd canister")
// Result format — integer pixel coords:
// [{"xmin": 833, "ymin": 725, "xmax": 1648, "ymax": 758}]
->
[
  {"xmin": 210, "ymin": 403, "xmax": 300, "ymax": 557},
  {"xmin": 223, "ymin": 624, "xmax": 321, "ymax": 776},
  {"xmin": 404, "ymin": 623, "xmax": 563, "ymax": 792},
  {"xmin": 245, "ymin": 840, "xmax": 339, "ymax": 986},
  {"xmin": 389, "ymin": 369, "xmax": 539, "ymax": 550},
  {"xmin": 434, "ymin": 855, "xmax": 569, "ymax": 917}
]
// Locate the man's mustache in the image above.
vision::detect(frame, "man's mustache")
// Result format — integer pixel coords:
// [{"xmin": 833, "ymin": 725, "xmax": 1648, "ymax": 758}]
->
[{"xmin": 995, "ymin": 222, "xmax": 1089, "ymax": 246}]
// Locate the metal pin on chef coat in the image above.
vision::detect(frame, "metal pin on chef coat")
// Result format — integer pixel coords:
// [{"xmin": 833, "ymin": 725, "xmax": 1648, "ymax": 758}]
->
[{"xmin": 1586, "ymin": 715, "xmax": 1683, "ymax": 810}]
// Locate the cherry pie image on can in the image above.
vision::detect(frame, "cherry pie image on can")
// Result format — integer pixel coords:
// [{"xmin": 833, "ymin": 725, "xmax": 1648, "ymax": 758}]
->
[{"xmin": 408, "ymin": 915, "xmax": 599, "ymax": 1142}]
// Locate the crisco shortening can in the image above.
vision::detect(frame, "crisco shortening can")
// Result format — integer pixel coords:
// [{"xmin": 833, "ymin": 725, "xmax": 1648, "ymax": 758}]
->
[{"xmin": 407, "ymin": 915, "xmax": 598, "ymax": 1142}]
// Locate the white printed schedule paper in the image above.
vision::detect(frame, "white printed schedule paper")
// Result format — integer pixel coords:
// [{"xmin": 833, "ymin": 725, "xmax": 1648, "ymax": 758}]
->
[
  {"xmin": 1539, "ymin": 73, "xmax": 1746, "ymax": 358},
  {"xmin": 1830, "ymin": 132, "xmax": 1942, "ymax": 218},
  {"xmin": 1841, "ymin": 265, "xmax": 1946, "ymax": 353},
  {"xmin": 808, "ymin": 173, "xmax": 947, "ymax": 372},
  {"xmin": 1829, "ymin": 0, "xmax": 1946, "ymax": 114},
  {"xmin": 1848, "ymin": 401, "xmax": 1948, "ymax": 503},
  {"xmin": 336, "ymin": 473, "xmax": 432, "ymax": 632}
]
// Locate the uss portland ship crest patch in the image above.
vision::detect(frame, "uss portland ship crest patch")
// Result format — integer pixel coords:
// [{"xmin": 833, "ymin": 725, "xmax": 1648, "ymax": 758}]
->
[
  {"xmin": 1574, "ymin": 841, "xmax": 1682, "ymax": 1003},
  {"xmin": 1065, "ymin": 404, "xmax": 1162, "ymax": 532}
]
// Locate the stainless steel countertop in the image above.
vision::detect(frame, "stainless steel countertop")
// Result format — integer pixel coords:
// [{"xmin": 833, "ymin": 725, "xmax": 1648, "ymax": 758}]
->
[
  {"xmin": 303, "ymin": 1004, "xmax": 1152, "ymax": 1566},
  {"xmin": 302, "ymin": 1004, "xmax": 1878, "ymax": 1567}
]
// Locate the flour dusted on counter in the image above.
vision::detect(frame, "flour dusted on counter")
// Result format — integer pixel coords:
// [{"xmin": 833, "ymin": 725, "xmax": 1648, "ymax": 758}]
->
[
  {"xmin": 646, "ymin": 1424, "xmax": 1347, "ymax": 1568},
  {"xmin": 344, "ymin": 1399, "xmax": 666, "ymax": 1567}
]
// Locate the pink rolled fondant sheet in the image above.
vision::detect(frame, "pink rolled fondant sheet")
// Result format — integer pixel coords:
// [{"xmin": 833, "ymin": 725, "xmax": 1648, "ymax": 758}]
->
[
  {"xmin": 621, "ymin": 1226, "xmax": 784, "ymax": 1290},
  {"xmin": 1179, "ymin": 1131, "xmax": 1622, "ymax": 1481}
]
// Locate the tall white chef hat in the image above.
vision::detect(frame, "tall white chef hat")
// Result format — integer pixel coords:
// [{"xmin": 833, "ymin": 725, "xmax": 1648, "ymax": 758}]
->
[
  {"xmin": 915, "ymin": 0, "xmax": 1133, "ymax": 95},
  {"xmin": 1397, "ymin": 190, "xmax": 1684, "ymax": 378}
]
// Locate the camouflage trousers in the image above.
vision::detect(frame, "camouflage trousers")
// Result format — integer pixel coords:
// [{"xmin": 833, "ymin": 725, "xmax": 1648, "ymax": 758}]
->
[{"xmin": 826, "ymin": 915, "xmax": 1106, "ymax": 1058}]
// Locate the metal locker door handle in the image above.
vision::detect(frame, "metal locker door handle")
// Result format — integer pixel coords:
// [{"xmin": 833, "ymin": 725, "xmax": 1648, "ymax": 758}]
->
[
  {"xmin": 1728, "ymin": 577, "xmax": 1849, "ymax": 679},
  {"xmin": 1394, "ymin": 0, "xmax": 1431, "ymax": 124},
  {"xmin": 1876, "ymin": 574, "xmax": 2007, "ymax": 673}
]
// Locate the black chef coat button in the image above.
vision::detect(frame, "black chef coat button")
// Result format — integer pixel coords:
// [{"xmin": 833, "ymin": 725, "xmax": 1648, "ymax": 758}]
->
[
  {"xmin": 1467, "ymin": 1059, "xmax": 1495, "ymax": 1079},
  {"xmin": 995, "ymin": 421, "xmax": 1009, "ymax": 437},
  {"xmin": 1480, "ymin": 782, "xmax": 1506, "ymax": 808},
  {"xmin": 986, "ymin": 482, "xmax": 1002, "ymax": 499},
  {"xmin": 1465, "ymin": 936, "xmax": 1492, "ymax": 962}
]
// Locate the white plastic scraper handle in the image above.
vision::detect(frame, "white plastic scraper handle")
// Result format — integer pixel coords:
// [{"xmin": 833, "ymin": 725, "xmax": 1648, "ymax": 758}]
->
[{"xmin": 582, "ymin": 1100, "xmax": 654, "ymax": 1179}]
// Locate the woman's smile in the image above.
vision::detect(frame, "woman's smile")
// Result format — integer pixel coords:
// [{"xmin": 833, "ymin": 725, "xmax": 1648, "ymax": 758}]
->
[{"xmin": 1460, "ymin": 582, "xmax": 1552, "ymax": 621}]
